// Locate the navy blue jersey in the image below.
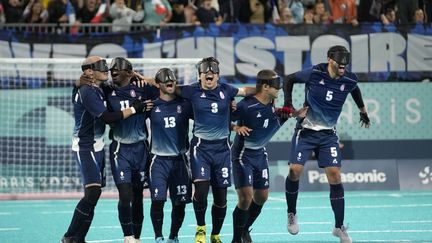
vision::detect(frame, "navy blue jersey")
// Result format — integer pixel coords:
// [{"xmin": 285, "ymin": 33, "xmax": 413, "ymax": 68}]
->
[
  {"xmin": 72, "ymin": 85, "xmax": 107, "ymax": 152},
  {"xmin": 232, "ymin": 96, "xmax": 285, "ymax": 150},
  {"xmin": 180, "ymin": 82, "xmax": 238, "ymax": 140},
  {"xmin": 106, "ymin": 83, "xmax": 159, "ymax": 144},
  {"xmin": 294, "ymin": 63, "xmax": 358, "ymax": 130},
  {"xmin": 150, "ymin": 97, "xmax": 193, "ymax": 156}
]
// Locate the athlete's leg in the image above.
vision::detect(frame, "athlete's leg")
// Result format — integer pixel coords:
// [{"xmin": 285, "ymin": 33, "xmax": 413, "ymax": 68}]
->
[{"xmin": 232, "ymin": 186, "xmax": 252, "ymax": 242}]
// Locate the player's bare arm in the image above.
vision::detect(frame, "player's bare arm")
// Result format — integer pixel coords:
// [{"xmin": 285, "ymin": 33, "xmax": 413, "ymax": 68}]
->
[{"xmin": 237, "ymin": 86, "xmax": 256, "ymax": 97}]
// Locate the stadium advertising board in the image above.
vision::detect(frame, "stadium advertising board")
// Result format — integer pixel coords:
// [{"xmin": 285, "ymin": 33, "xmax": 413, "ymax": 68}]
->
[
  {"xmin": 398, "ymin": 160, "xmax": 432, "ymax": 190},
  {"xmin": 298, "ymin": 159, "xmax": 400, "ymax": 191},
  {"xmin": 1, "ymin": 23, "xmax": 431, "ymax": 82}
]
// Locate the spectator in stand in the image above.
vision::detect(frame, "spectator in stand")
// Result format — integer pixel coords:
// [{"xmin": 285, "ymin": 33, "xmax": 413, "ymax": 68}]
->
[
  {"xmin": 169, "ymin": 0, "xmax": 187, "ymax": 23},
  {"xmin": 125, "ymin": 0, "xmax": 143, "ymax": 11},
  {"xmin": 357, "ymin": 0, "xmax": 380, "ymax": 22},
  {"xmin": 380, "ymin": 7, "xmax": 396, "ymax": 25},
  {"xmin": 218, "ymin": 0, "xmax": 241, "ymax": 22},
  {"xmin": 142, "ymin": 0, "xmax": 172, "ymax": 26},
  {"xmin": 280, "ymin": 6, "xmax": 295, "ymax": 23},
  {"xmin": 23, "ymin": 0, "xmax": 48, "ymax": 23},
  {"xmin": 195, "ymin": 0, "xmax": 222, "ymax": 25},
  {"xmin": 183, "ymin": 0, "xmax": 198, "ymax": 23},
  {"xmin": 3, "ymin": 0, "xmax": 23, "ymax": 23},
  {"xmin": 283, "ymin": 0, "xmax": 304, "ymax": 24},
  {"xmin": 414, "ymin": 7, "xmax": 425, "ymax": 23},
  {"xmin": 329, "ymin": 0, "xmax": 359, "ymax": 26},
  {"xmin": 303, "ymin": 6, "xmax": 314, "ymax": 23},
  {"xmin": 396, "ymin": 0, "xmax": 418, "ymax": 24},
  {"xmin": 425, "ymin": 0, "xmax": 432, "ymax": 23},
  {"xmin": 0, "ymin": 3, "xmax": 5, "ymax": 23},
  {"xmin": 47, "ymin": 0, "xmax": 68, "ymax": 23},
  {"xmin": 313, "ymin": 1, "xmax": 331, "ymax": 24},
  {"xmin": 77, "ymin": 0, "xmax": 99, "ymax": 23},
  {"xmin": 110, "ymin": 0, "xmax": 144, "ymax": 32}
]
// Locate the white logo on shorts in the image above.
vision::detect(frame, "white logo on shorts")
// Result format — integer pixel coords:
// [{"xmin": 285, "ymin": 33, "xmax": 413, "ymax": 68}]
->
[
  {"xmin": 201, "ymin": 167, "xmax": 205, "ymax": 176},
  {"xmin": 120, "ymin": 171, "xmax": 124, "ymax": 180},
  {"xmin": 154, "ymin": 188, "xmax": 159, "ymax": 197}
]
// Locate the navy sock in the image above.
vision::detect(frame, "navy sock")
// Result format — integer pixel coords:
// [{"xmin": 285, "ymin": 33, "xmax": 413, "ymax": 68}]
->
[
  {"xmin": 75, "ymin": 210, "xmax": 94, "ymax": 242},
  {"xmin": 118, "ymin": 203, "xmax": 133, "ymax": 236},
  {"xmin": 211, "ymin": 204, "xmax": 227, "ymax": 235},
  {"xmin": 132, "ymin": 190, "xmax": 143, "ymax": 239},
  {"xmin": 169, "ymin": 204, "xmax": 186, "ymax": 239},
  {"xmin": 65, "ymin": 199, "xmax": 94, "ymax": 238},
  {"xmin": 232, "ymin": 206, "xmax": 248, "ymax": 242},
  {"xmin": 150, "ymin": 201, "xmax": 165, "ymax": 238},
  {"xmin": 244, "ymin": 201, "xmax": 262, "ymax": 230},
  {"xmin": 285, "ymin": 177, "xmax": 299, "ymax": 215},
  {"xmin": 193, "ymin": 198, "xmax": 207, "ymax": 226},
  {"xmin": 330, "ymin": 183, "xmax": 345, "ymax": 228}
]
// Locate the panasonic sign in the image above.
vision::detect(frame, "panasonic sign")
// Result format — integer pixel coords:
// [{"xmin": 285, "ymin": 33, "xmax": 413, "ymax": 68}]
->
[
  {"xmin": 308, "ymin": 170, "xmax": 387, "ymax": 184},
  {"xmin": 299, "ymin": 159, "xmax": 399, "ymax": 191}
]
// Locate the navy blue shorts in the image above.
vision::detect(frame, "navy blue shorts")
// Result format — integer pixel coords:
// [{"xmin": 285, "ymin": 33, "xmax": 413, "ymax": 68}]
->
[
  {"xmin": 74, "ymin": 149, "xmax": 106, "ymax": 187},
  {"xmin": 109, "ymin": 141, "xmax": 149, "ymax": 187},
  {"xmin": 190, "ymin": 136, "xmax": 231, "ymax": 187},
  {"xmin": 232, "ymin": 146, "xmax": 270, "ymax": 189},
  {"xmin": 149, "ymin": 154, "xmax": 192, "ymax": 205},
  {"xmin": 289, "ymin": 128, "xmax": 341, "ymax": 168}
]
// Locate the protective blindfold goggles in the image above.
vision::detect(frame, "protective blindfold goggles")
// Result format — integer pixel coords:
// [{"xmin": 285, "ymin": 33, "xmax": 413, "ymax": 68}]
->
[
  {"xmin": 81, "ymin": 59, "xmax": 109, "ymax": 72},
  {"xmin": 258, "ymin": 76, "xmax": 283, "ymax": 90},
  {"xmin": 155, "ymin": 69, "xmax": 177, "ymax": 83},
  {"xmin": 329, "ymin": 51, "xmax": 350, "ymax": 66},
  {"xmin": 198, "ymin": 61, "xmax": 219, "ymax": 74},
  {"xmin": 109, "ymin": 57, "xmax": 133, "ymax": 71}
]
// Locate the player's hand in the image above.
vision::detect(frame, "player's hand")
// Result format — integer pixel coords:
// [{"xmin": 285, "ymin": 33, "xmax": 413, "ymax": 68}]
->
[
  {"xmin": 131, "ymin": 99, "xmax": 148, "ymax": 114},
  {"xmin": 292, "ymin": 106, "xmax": 309, "ymax": 119},
  {"xmin": 143, "ymin": 99, "xmax": 154, "ymax": 111},
  {"xmin": 359, "ymin": 111, "xmax": 371, "ymax": 128},
  {"xmin": 131, "ymin": 71, "xmax": 157, "ymax": 87},
  {"xmin": 231, "ymin": 100, "xmax": 237, "ymax": 111},
  {"xmin": 276, "ymin": 105, "xmax": 295, "ymax": 119},
  {"xmin": 75, "ymin": 74, "xmax": 94, "ymax": 87},
  {"xmin": 234, "ymin": 125, "xmax": 252, "ymax": 136}
]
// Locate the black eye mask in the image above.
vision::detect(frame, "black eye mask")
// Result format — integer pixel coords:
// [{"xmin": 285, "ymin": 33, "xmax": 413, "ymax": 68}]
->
[
  {"xmin": 109, "ymin": 57, "xmax": 133, "ymax": 72},
  {"xmin": 81, "ymin": 59, "xmax": 109, "ymax": 72},
  {"xmin": 329, "ymin": 51, "xmax": 350, "ymax": 66},
  {"xmin": 258, "ymin": 76, "xmax": 283, "ymax": 90},
  {"xmin": 155, "ymin": 68, "xmax": 177, "ymax": 83},
  {"xmin": 198, "ymin": 61, "xmax": 219, "ymax": 74}
]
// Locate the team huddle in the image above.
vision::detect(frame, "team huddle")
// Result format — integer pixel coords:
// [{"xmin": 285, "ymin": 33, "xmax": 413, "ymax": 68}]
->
[{"xmin": 61, "ymin": 45, "xmax": 371, "ymax": 243}]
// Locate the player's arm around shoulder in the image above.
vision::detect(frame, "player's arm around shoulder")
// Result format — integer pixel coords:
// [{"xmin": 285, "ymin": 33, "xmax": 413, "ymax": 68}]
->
[{"xmin": 237, "ymin": 86, "xmax": 256, "ymax": 97}]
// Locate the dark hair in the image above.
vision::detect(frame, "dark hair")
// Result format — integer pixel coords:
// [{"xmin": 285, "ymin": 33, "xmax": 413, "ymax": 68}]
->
[
  {"xmin": 200, "ymin": 57, "xmax": 219, "ymax": 65},
  {"xmin": 327, "ymin": 45, "xmax": 348, "ymax": 58},
  {"xmin": 256, "ymin": 69, "xmax": 280, "ymax": 91}
]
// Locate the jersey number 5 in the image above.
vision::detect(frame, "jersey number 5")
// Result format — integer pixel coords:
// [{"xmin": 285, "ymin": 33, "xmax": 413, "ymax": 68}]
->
[{"xmin": 326, "ymin": 91, "xmax": 333, "ymax": 101}]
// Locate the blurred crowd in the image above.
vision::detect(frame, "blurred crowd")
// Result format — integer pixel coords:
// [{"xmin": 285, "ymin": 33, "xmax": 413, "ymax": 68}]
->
[{"xmin": 0, "ymin": 0, "xmax": 430, "ymax": 32}]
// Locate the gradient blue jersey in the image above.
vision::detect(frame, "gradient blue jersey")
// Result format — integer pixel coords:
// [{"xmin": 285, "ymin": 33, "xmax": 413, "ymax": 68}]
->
[
  {"xmin": 72, "ymin": 85, "xmax": 107, "ymax": 152},
  {"xmin": 232, "ymin": 96, "xmax": 285, "ymax": 150},
  {"xmin": 294, "ymin": 63, "xmax": 358, "ymax": 130},
  {"xmin": 105, "ymin": 84, "xmax": 159, "ymax": 144},
  {"xmin": 180, "ymin": 82, "xmax": 238, "ymax": 140},
  {"xmin": 150, "ymin": 98, "xmax": 192, "ymax": 156}
]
